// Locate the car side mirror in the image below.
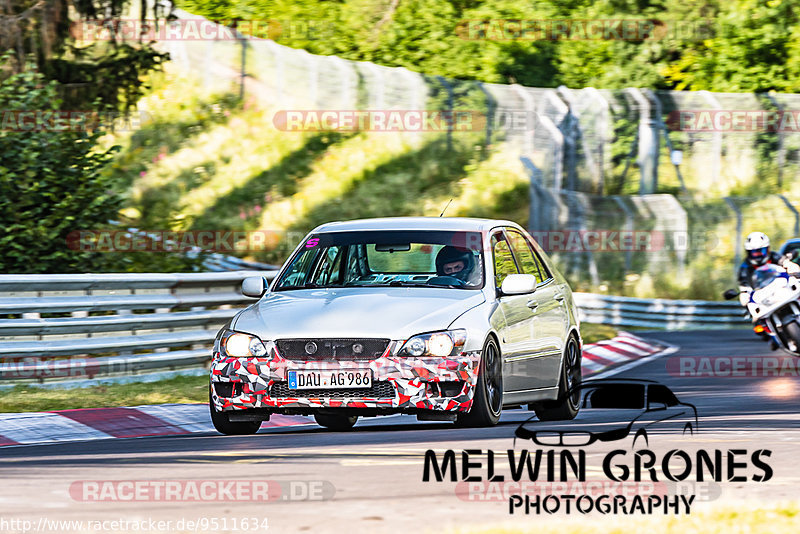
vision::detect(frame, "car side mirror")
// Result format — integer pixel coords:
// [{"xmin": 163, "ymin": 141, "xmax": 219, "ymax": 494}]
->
[
  {"xmin": 500, "ymin": 274, "xmax": 537, "ymax": 296},
  {"xmin": 723, "ymin": 288, "xmax": 739, "ymax": 300},
  {"xmin": 242, "ymin": 276, "xmax": 267, "ymax": 298},
  {"xmin": 648, "ymin": 401, "xmax": 668, "ymax": 411}
]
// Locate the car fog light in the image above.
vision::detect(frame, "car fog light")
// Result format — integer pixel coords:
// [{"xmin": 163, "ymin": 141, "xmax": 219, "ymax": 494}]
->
[{"xmin": 428, "ymin": 333, "xmax": 454, "ymax": 357}]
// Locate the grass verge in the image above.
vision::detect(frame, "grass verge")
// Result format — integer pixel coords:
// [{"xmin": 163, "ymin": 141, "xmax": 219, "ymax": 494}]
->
[
  {"xmin": 0, "ymin": 375, "xmax": 208, "ymax": 413},
  {"xmin": 580, "ymin": 323, "xmax": 620, "ymax": 345}
]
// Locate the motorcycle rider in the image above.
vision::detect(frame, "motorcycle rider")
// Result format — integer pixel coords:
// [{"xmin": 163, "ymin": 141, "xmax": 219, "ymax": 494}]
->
[
  {"xmin": 733, "ymin": 232, "xmax": 800, "ymax": 349},
  {"xmin": 737, "ymin": 231, "xmax": 800, "ymax": 314}
]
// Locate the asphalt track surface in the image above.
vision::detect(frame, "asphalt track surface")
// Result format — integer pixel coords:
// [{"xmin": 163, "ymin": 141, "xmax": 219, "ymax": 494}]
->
[{"xmin": 1, "ymin": 329, "xmax": 799, "ymax": 533}]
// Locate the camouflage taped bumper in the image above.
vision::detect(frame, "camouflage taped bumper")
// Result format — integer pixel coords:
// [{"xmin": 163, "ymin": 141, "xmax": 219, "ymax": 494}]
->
[{"xmin": 210, "ymin": 349, "xmax": 481, "ymax": 413}]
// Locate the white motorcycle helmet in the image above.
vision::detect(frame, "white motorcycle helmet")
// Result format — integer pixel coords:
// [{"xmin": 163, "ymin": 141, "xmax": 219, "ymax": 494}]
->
[{"xmin": 744, "ymin": 232, "xmax": 771, "ymax": 266}]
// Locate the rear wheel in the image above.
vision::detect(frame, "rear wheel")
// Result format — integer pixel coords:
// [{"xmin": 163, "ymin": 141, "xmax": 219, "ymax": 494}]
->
[
  {"xmin": 456, "ymin": 337, "xmax": 503, "ymax": 427},
  {"xmin": 314, "ymin": 413, "xmax": 358, "ymax": 431},
  {"xmin": 209, "ymin": 386, "xmax": 261, "ymax": 435},
  {"xmin": 532, "ymin": 336, "xmax": 581, "ymax": 421}
]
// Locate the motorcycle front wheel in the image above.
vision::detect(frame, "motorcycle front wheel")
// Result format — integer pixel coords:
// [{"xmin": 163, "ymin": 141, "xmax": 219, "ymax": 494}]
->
[{"xmin": 783, "ymin": 321, "xmax": 800, "ymax": 355}]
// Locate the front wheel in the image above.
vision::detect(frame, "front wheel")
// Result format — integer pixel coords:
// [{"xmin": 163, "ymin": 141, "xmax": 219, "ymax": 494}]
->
[
  {"xmin": 209, "ymin": 386, "xmax": 261, "ymax": 435},
  {"xmin": 532, "ymin": 336, "xmax": 581, "ymax": 421},
  {"xmin": 783, "ymin": 321, "xmax": 800, "ymax": 354},
  {"xmin": 456, "ymin": 337, "xmax": 503, "ymax": 427}
]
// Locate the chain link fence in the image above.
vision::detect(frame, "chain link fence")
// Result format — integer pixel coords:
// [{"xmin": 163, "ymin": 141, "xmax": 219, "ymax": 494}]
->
[{"xmin": 153, "ymin": 10, "xmax": 800, "ymax": 299}]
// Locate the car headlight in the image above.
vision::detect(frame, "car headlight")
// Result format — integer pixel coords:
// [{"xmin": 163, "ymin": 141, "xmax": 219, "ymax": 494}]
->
[
  {"xmin": 221, "ymin": 331, "xmax": 269, "ymax": 357},
  {"xmin": 398, "ymin": 329, "xmax": 467, "ymax": 357}
]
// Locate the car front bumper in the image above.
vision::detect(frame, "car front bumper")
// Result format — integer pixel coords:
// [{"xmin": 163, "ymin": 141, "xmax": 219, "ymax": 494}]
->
[{"xmin": 210, "ymin": 349, "xmax": 481, "ymax": 414}]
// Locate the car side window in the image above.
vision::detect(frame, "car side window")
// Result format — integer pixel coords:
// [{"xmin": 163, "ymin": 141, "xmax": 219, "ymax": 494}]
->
[
  {"xmin": 507, "ymin": 230, "xmax": 545, "ymax": 284},
  {"xmin": 491, "ymin": 233, "xmax": 519, "ymax": 288},
  {"xmin": 648, "ymin": 384, "xmax": 679, "ymax": 407},
  {"xmin": 528, "ymin": 237, "xmax": 553, "ymax": 280}
]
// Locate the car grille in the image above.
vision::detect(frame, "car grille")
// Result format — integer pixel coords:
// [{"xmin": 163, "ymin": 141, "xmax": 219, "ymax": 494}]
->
[
  {"xmin": 275, "ymin": 338, "xmax": 390, "ymax": 361},
  {"xmin": 270, "ymin": 381, "xmax": 396, "ymax": 399}
]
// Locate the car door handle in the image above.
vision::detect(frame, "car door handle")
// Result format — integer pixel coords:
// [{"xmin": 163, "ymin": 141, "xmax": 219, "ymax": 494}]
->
[
  {"xmin": 554, "ymin": 293, "xmax": 565, "ymax": 302},
  {"xmin": 526, "ymin": 300, "xmax": 539, "ymax": 310}
]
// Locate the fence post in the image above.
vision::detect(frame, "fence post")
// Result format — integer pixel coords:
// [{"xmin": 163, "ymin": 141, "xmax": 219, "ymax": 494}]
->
[
  {"xmin": 512, "ymin": 85, "xmax": 535, "ymax": 157},
  {"xmin": 613, "ymin": 196, "xmax": 634, "ymax": 273},
  {"xmin": 555, "ymin": 86, "xmax": 582, "ymax": 191},
  {"xmin": 477, "ymin": 82, "xmax": 495, "ymax": 148},
  {"xmin": 724, "ymin": 197, "xmax": 743, "ymax": 268},
  {"xmin": 238, "ymin": 29, "xmax": 247, "ymax": 101},
  {"xmin": 778, "ymin": 194, "xmax": 800, "ymax": 236},
  {"xmin": 766, "ymin": 94, "xmax": 787, "ymax": 188},
  {"xmin": 699, "ymin": 90, "xmax": 723, "ymax": 185},
  {"xmin": 645, "ymin": 89, "xmax": 687, "ymax": 193},
  {"xmin": 436, "ymin": 76, "xmax": 454, "ymax": 151},
  {"xmin": 265, "ymin": 40, "xmax": 285, "ymax": 109},
  {"xmin": 521, "ymin": 156, "xmax": 556, "ymax": 234},
  {"xmin": 625, "ymin": 88, "xmax": 659, "ymax": 195}
]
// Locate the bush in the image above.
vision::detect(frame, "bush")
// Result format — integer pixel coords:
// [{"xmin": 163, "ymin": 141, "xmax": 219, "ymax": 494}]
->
[{"xmin": 0, "ymin": 65, "xmax": 121, "ymax": 273}]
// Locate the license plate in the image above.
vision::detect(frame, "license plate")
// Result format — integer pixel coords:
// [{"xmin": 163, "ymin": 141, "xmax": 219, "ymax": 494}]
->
[{"xmin": 287, "ymin": 369, "xmax": 372, "ymax": 389}]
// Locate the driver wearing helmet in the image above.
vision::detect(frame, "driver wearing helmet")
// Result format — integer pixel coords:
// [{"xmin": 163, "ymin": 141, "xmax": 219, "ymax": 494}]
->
[
  {"xmin": 435, "ymin": 245, "xmax": 478, "ymax": 285},
  {"xmin": 737, "ymin": 232, "xmax": 799, "ymax": 294}
]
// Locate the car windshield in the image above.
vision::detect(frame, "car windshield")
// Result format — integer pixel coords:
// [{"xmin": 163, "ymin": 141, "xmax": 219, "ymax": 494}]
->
[
  {"xmin": 274, "ymin": 230, "xmax": 484, "ymax": 290},
  {"xmin": 752, "ymin": 264, "xmax": 785, "ymax": 290}
]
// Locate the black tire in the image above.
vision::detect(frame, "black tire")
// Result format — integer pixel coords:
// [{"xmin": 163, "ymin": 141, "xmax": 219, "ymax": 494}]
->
[
  {"xmin": 784, "ymin": 321, "xmax": 800, "ymax": 352},
  {"xmin": 209, "ymin": 386, "xmax": 261, "ymax": 435},
  {"xmin": 532, "ymin": 336, "xmax": 581, "ymax": 422},
  {"xmin": 456, "ymin": 337, "xmax": 503, "ymax": 427},
  {"xmin": 314, "ymin": 413, "xmax": 358, "ymax": 431}
]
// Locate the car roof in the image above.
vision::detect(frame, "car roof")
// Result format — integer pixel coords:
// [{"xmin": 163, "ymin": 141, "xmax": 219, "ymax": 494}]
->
[{"xmin": 311, "ymin": 217, "xmax": 522, "ymax": 234}]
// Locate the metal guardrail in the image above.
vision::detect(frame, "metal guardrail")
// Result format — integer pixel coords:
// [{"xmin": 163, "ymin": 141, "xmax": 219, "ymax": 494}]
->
[
  {"xmin": 573, "ymin": 292, "xmax": 747, "ymax": 330},
  {"xmin": 0, "ymin": 271, "xmax": 278, "ymax": 386},
  {"xmin": 0, "ymin": 273, "xmax": 749, "ymax": 387}
]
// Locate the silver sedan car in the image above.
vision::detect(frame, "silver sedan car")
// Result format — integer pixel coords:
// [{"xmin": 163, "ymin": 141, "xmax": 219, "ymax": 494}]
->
[{"xmin": 209, "ymin": 217, "xmax": 582, "ymax": 433}]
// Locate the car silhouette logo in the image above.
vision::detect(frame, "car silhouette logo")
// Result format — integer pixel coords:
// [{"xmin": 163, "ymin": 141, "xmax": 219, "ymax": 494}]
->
[{"xmin": 515, "ymin": 379, "xmax": 698, "ymax": 449}]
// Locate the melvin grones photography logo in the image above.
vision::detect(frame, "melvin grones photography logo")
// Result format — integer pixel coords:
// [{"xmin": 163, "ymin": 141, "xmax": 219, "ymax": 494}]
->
[{"xmin": 422, "ymin": 379, "xmax": 774, "ymax": 516}]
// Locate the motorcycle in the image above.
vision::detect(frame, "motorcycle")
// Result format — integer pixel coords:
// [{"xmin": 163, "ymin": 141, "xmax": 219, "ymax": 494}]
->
[{"xmin": 724, "ymin": 263, "xmax": 800, "ymax": 356}]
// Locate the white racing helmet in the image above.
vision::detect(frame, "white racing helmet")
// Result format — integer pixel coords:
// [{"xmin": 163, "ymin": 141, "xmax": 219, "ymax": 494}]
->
[{"xmin": 744, "ymin": 232, "xmax": 771, "ymax": 266}]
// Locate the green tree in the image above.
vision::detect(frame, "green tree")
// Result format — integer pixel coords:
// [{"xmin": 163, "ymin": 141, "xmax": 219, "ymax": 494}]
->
[
  {"xmin": 1, "ymin": 0, "xmax": 169, "ymax": 111},
  {"xmin": 0, "ymin": 65, "xmax": 120, "ymax": 273}
]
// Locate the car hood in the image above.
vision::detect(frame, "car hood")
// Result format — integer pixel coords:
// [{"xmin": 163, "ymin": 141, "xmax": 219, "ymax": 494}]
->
[{"xmin": 232, "ymin": 287, "xmax": 486, "ymax": 340}]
